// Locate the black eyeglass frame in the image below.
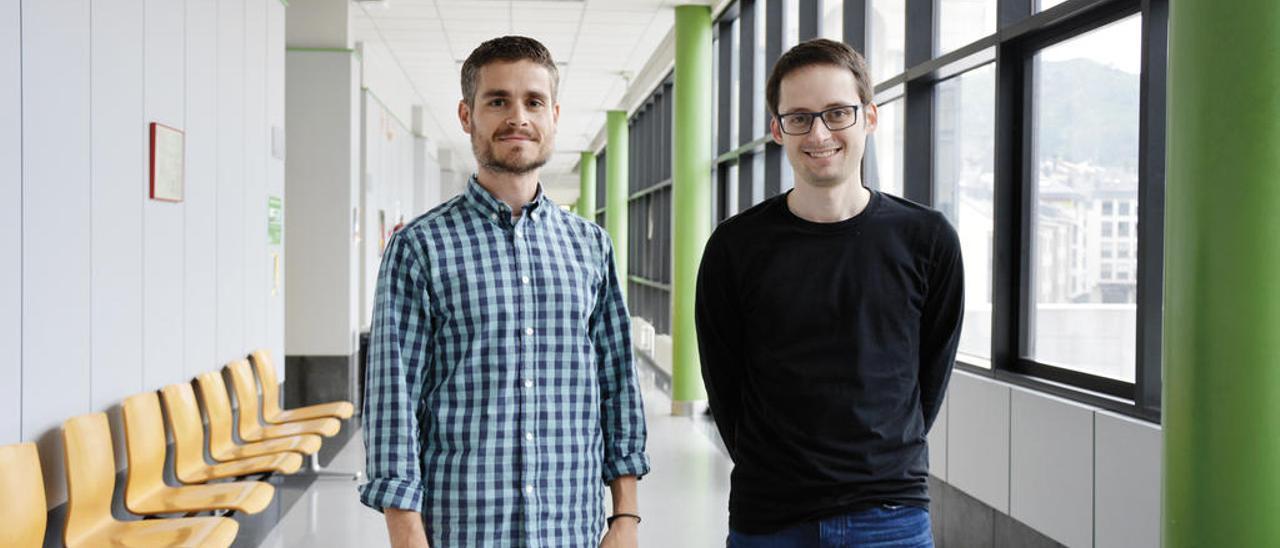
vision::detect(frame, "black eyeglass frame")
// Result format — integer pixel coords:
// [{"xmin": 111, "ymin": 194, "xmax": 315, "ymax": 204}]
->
[{"xmin": 775, "ymin": 104, "xmax": 863, "ymax": 135}]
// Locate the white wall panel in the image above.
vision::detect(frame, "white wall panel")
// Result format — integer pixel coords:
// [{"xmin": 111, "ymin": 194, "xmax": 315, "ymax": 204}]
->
[
  {"xmin": 0, "ymin": 0, "xmax": 24, "ymax": 446},
  {"xmin": 927, "ymin": 392, "xmax": 948, "ymax": 481},
  {"xmin": 946, "ymin": 371, "xmax": 1010, "ymax": 512},
  {"xmin": 21, "ymin": 0, "xmax": 92, "ymax": 508},
  {"xmin": 242, "ymin": 0, "xmax": 268, "ymax": 358},
  {"xmin": 1095, "ymin": 411, "xmax": 1162, "ymax": 548},
  {"xmin": 217, "ymin": 0, "xmax": 246, "ymax": 363},
  {"xmin": 143, "ymin": 0, "xmax": 187, "ymax": 390},
  {"xmin": 89, "ymin": 0, "xmax": 145, "ymax": 412},
  {"xmin": 184, "ymin": 0, "xmax": 218, "ymax": 380},
  {"xmin": 1010, "ymin": 388, "xmax": 1094, "ymax": 548},
  {"xmin": 266, "ymin": 0, "xmax": 287, "ymax": 376}
]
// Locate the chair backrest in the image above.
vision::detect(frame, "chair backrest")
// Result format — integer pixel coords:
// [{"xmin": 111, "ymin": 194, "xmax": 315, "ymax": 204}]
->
[
  {"xmin": 196, "ymin": 370, "xmax": 242, "ymax": 456},
  {"xmin": 160, "ymin": 382, "xmax": 212, "ymax": 482},
  {"xmin": 121, "ymin": 392, "xmax": 169, "ymax": 509},
  {"xmin": 0, "ymin": 442, "xmax": 48, "ymax": 548},
  {"xmin": 250, "ymin": 349, "xmax": 283, "ymax": 419},
  {"xmin": 62, "ymin": 413, "xmax": 118, "ymax": 547},
  {"xmin": 225, "ymin": 359, "xmax": 264, "ymax": 440}
]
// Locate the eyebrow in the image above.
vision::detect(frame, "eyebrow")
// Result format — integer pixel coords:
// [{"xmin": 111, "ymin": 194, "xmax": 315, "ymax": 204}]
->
[
  {"xmin": 781, "ymin": 102, "xmax": 858, "ymax": 115},
  {"xmin": 479, "ymin": 89, "xmax": 551, "ymax": 101}
]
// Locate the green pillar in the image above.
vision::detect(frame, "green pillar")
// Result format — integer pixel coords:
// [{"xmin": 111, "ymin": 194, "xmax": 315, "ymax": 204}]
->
[
  {"xmin": 578, "ymin": 151, "xmax": 596, "ymax": 223},
  {"xmin": 1164, "ymin": 0, "xmax": 1280, "ymax": 545},
  {"xmin": 606, "ymin": 110, "xmax": 628, "ymax": 300},
  {"xmin": 670, "ymin": 5, "xmax": 713, "ymax": 414}
]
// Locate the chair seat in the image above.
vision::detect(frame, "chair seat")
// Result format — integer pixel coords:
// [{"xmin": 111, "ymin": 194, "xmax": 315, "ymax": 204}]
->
[
  {"xmin": 267, "ymin": 401, "xmax": 354, "ymax": 423},
  {"xmin": 69, "ymin": 516, "xmax": 237, "ymax": 548},
  {"xmin": 180, "ymin": 452, "xmax": 302, "ymax": 484},
  {"xmin": 212, "ymin": 433, "xmax": 322, "ymax": 461},
  {"xmin": 129, "ymin": 481, "xmax": 274, "ymax": 515},
  {"xmin": 246, "ymin": 417, "xmax": 340, "ymax": 442}
]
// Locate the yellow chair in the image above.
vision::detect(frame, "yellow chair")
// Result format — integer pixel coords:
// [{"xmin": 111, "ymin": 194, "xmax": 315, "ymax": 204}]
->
[
  {"xmin": 62, "ymin": 413, "xmax": 238, "ymax": 548},
  {"xmin": 250, "ymin": 349, "xmax": 354, "ymax": 423},
  {"xmin": 0, "ymin": 442, "xmax": 46, "ymax": 548},
  {"xmin": 163, "ymin": 381, "xmax": 321, "ymax": 462},
  {"xmin": 122, "ymin": 392, "xmax": 275, "ymax": 515},
  {"xmin": 164, "ymin": 380, "xmax": 304, "ymax": 484},
  {"xmin": 224, "ymin": 360, "xmax": 340, "ymax": 442}
]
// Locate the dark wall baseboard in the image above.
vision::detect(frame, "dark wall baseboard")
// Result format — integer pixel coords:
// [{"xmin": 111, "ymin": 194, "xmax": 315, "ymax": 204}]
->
[
  {"xmin": 284, "ymin": 354, "xmax": 358, "ymax": 412},
  {"xmin": 929, "ymin": 476, "xmax": 1065, "ymax": 548}
]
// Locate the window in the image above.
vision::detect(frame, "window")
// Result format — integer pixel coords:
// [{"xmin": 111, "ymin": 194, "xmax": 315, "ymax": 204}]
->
[
  {"xmin": 938, "ymin": 0, "xmax": 996, "ymax": 56},
  {"xmin": 1038, "ymin": 0, "xmax": 1070, "ymax": 12},
  {"xmin": 1029, "ymin": 14, "xmax": 1142, "ymax": 383},
  {"xmin": 935, "ymin": 64, "xmax": 995, "ymax": 362},
  {"xmin": 1102, "ymin": 244, "xmax": 1113, "ymax": 258},
  {"xmin": 868, "ymin": 0, "xmax": 905, "ymax": 84},
  {"xmin": 1103, "ymin": 201, "xmax": 1114, "ymax": 215},
  {"xmin": 1119, "ymin": 201, "xmax": 1131, "ymax": 216},
  {"xmin": 870, "ymin": 98, "xmax": 903, "ymax": 195}
]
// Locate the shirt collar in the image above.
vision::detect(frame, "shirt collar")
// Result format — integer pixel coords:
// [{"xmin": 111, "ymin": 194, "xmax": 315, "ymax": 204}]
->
[{"xmin": 464, "ymin": 174, "xmax": 553, "ymax": 222}]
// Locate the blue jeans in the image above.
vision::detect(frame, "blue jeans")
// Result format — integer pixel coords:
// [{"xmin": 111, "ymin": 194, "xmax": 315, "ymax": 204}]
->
[{"xmin": 728, "ymin": 505, "xmax": 934, "ymax": 548}]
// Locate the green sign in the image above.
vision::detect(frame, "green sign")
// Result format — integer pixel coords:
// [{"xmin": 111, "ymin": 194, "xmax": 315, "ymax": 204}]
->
[{"xmin": 267, "ymin": 196, "xmax": 283, "ymax": 245}]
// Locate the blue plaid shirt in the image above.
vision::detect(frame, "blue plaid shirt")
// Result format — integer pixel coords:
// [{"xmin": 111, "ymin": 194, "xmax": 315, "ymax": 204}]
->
[{"xmin": 359, "ymin": 176, "xmax": 650, "ymax": 547}]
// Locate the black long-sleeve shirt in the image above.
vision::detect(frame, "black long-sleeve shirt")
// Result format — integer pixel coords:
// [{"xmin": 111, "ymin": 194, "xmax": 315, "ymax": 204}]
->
[{"xmin": 695, "ymin": 189, "xmax": 964, "ymax": 534}]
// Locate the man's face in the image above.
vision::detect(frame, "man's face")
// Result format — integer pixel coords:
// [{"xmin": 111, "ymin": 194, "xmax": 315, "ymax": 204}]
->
[
  {"xmin": 459, "ymin": 59, "xmax": 560, "ymax": 175},
  {"xmin": 770, "ymin": 64, "xmax": 877, "ymax": 189}
]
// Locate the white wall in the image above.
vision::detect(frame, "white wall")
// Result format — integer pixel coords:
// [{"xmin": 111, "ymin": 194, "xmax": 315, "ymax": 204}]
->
[
  {"xmin": 941, "ymin": 370, "xmax": 1162, "ymax": 547},
  {"xmin": 9, "ymin": 0, "xmax": 286, "ymax": 508},
  {"xmin": 1, "ymin": 0, "xmax": 24, "ymax": 447}
]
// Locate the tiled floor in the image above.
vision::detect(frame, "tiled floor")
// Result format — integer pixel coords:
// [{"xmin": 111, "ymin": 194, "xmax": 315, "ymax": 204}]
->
[{"xmin": 256, "ymin": 367, "xmax": 734, "ymax": 547}]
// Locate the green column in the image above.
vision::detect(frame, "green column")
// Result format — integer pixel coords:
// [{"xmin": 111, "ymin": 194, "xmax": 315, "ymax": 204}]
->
[
  {"xmin": 578, "ymin": 151, "xmax": 597, "ymax": 223},
  {"xmin": 606, "ymin": 110, "xmax": 628, "ymax": 300},
  {"xmin": 670, "ymin": 5, "xmax": 712, "ymax": 414},
  {"xmin": 1164, "ymin": 0, "xmax": 1280, "ymax": 545}
]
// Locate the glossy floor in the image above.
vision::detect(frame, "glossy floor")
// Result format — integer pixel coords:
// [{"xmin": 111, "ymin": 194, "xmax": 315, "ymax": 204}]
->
[{"xmin": 256, "ymin": 370, "xmax": 733, "ymax": 547}]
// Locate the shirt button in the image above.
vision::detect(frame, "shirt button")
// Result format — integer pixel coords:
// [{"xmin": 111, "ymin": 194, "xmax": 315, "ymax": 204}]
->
[
  {"xmin": 525, "ymin": 432, "xmax": 535, "ymax": 441},
  {"xmin": 523, "ymin": 379, "xmax": 534, "ymax": 388},
  {"xmin": 524, "ymin": 484, "xmax": 534, "ymax": 495},
  {"xmin": 521, "ymin": 276, "xmax": 530, "ymax": 285},
  {"xmin": 489, "ymin": 213, "xmax": 497, "ymax": 220},
  {"xmin": 524, "ymin": 327, "xmax": 534, "ymax": 336}
]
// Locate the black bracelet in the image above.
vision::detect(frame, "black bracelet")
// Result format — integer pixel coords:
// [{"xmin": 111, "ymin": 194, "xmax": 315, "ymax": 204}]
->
[{"xmin": 606, "ymin": 513, "xmax": 642, "ymax": 527}]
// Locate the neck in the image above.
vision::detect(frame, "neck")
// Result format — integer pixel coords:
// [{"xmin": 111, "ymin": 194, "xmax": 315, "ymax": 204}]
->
[
  {"xmin": 786, "ymin": 175, "xmax": 872, "ymax": 223},
  {"xmin": 476, "ymin": 168, "xmax": 540, "ymax": 213}
]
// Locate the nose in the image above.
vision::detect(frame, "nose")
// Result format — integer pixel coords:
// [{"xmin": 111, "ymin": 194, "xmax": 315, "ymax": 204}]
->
[
  {"xmin": 806, "ymin": 118, "xmax": 833, "ymax": 142},
  {"xmin": 507, "ymin": 104, "xmax": 531, "ymax": 127}
]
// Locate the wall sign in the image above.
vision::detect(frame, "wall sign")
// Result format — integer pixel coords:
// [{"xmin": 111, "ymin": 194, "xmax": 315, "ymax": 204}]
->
[
  {"xmin": 267, "ymin": 196, "xmax": 283, "ymax": 245},
  {"xmin": 149, "ymin": 122, "xmax": 185, "ymax": 202}
]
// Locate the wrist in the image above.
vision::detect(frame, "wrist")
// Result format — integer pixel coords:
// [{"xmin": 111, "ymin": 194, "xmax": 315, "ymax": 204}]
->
[{"xmin": 607, "ymin": 513, "xmax": 641, "ymax": 528}]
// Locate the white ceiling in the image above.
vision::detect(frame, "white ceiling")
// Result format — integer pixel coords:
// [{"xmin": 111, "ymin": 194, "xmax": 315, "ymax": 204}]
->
[{"xmin": 351, "ymin": 0, "xmax": 680, "ymax": 204}]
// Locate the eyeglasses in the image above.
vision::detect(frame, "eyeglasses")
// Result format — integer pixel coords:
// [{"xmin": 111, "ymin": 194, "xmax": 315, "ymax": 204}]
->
[{"xmin": 776, "ymin": 104, "xmax": 861, "ymax": 135}]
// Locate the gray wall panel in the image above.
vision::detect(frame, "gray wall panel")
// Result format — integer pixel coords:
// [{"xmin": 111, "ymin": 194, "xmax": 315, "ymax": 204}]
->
[
  {"xmin": 1, "ymin": 0, "xmax": 23, "ymax": 446},
  {"xmin": 947, "ymin": 371, "xmax": 1011, "ymax": 512},
  {"xmin": 21, "ymin": 0, "xmax": 92, "ymax": 508},
  {"xmin": 266, "ymin": 0, "xmax": 287, "ymax": 378},
  {"xmin": 1010, "ymin": 388, "xmax": 1094, "ymax": 548},
  {"xmin": 1095, "ymin": 411, "xmax": 1161, "ymax": 548},
  {"xmin": 184, "ymin": 0, "xmax": 218, "ymax": 381},
  {"xmin": 928, "ymin": 392, "xmax": 948, "ymax": 481},
  {"xmin": 89, "ymin": 0, "xmax": 145, "ymax": 412},
  {"xmin": 143, "ymin": 0, "xmax": 187, "ymax": 390}
]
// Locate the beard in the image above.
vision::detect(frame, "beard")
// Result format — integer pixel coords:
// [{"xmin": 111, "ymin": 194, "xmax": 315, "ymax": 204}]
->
[{"xmin": 473, "ymin": 128, "xmax": 553, "ymax": 175}]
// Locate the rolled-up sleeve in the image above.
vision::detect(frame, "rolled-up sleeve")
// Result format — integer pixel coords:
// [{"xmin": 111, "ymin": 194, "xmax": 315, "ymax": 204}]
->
[
  {"xmin": 592, "ymin": 233, "xmax": 651, "ymax": 483},
  {"xmin": 360, "ymin": 231, "xmax": 433, "ymax": 513}
]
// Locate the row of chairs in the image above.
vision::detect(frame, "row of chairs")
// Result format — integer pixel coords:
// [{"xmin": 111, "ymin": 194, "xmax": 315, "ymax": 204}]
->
[{"xmin": 0, "ymin": 349, "xmax": 355, "ymax": 548}]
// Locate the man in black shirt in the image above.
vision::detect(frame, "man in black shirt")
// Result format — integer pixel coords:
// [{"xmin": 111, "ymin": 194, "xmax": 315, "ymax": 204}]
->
[{"xmin": 695, "ymin": 39, "xmax": 964, "ymax": 547}]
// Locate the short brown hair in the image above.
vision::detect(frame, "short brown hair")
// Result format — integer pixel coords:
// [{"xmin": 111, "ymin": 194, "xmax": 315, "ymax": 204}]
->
[
  {"xmin": 765, "ymin": 38, "xmax": 873, "ymax": 117},
  {"xmin": 460, "ymin": 36, "xmax": 560, "ymax": 107}
]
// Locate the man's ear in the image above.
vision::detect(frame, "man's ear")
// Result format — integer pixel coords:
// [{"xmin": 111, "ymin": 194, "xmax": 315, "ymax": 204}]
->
[
  {"xmin": 553, "ymin": 102, "xmax": 561, "ymax": 124},
  {"xmin": 458, "ymin": 100, "xmax": 473, "ymax": 134},
  {"xmin": 863, "ymin": 102, "xmax": 878, "ymax": 134},
  {"xmin": 769, "ymin": 117, "xmax": 784, "ymax": 145}
]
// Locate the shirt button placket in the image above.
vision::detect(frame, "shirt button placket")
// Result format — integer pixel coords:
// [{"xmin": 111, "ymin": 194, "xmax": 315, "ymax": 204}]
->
[{"xmin": 515, "ymin": 217, "xmax": 538, "ymax": 531}]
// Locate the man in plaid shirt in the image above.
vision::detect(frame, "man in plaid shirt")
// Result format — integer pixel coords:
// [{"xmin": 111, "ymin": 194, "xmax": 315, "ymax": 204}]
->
[{"xmin": 359, "ymin": 36, "xmax": 650, "ymax": 548}]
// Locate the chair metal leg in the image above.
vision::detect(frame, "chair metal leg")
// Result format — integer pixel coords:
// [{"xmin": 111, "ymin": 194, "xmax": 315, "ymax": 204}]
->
[{"xmin": 301, "ymin": 453, "xmax": 363, "ymax": 481}]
